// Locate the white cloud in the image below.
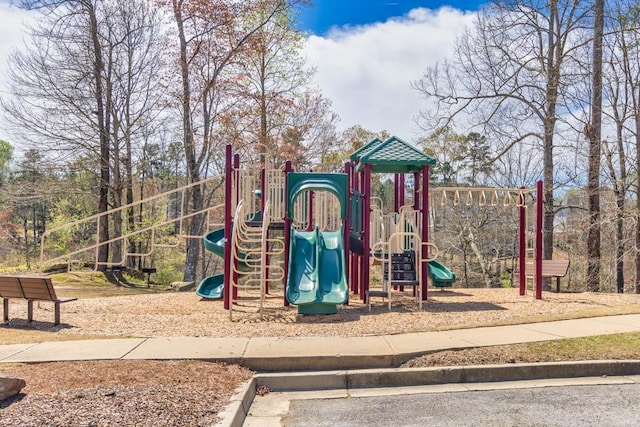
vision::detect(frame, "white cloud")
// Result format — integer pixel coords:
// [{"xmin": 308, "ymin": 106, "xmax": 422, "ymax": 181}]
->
[
  {"xmin": 0, "ymin": 3, "xmax": 35, "ymax": 142},
  {"xmin": 0, "ymin": 3, "xmax": 33, "ymax": 82},
  {"xmin": 304, "ymin": 7, "xmax": 475, "ymax": 143},
  {"xmin": 0, "ymin": 4, "xmax": 475, "ymax": 147}
]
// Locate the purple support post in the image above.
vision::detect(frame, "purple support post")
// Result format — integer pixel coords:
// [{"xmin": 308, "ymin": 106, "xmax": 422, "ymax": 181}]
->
[
  {"xmin": 261, "ymin": 168, "xmax": 266, "ymax": 216},
  {"xmin": 362, "ymin": 164, "xmax": 372, "ymax": 302},
  {"xmin": 412, "ymin": 172, "xmax": 420, "ymax": 297},
  {"xmin": 307, "ymin": 190, "xmax": 314, "ymax": 231},
  {"xmin": 413, "ymin": 173, "xmax": 420, "ymax": 210},
  {"xmin": 535, "ymin": 180, "xmax": 543, "ymax": 300},
  {"xmin": 283, "ymin": 161, "xmax": 293, "ymax": 306},
  {"xmin": 232, "ymin": 154, "xmax": 240, "ymax": 302},
  {"xmin": 421, "ymin": 166, "xmax": 430, "ymax": 301},
  {"xmin": 344, "ymin": 162, "xmax": 351, "ymax": 296},
  {"xmin": 398, "ymin": 173, "xmax": 405, "ymax": 292},
  {"xmin": 223, "ymin": 145, "xmax": 233, "ymax": 310},
  {"xmin": 399, "ymin": 174, "xmax": 405, "ymax": 208},
  {"xmin": 394, "ymin": 173, "xmax": 399, "ymax": 213},
  {"xmin": 351, "ymin": 164, "xmax": 360, "ymax": 295},
  {"xmin": 262, "ymin": 167, "xmax": 269, "ymax": 295},
  {"xmin": 519, "ymin": 187, "xmax": 526, "ymax": 296}
]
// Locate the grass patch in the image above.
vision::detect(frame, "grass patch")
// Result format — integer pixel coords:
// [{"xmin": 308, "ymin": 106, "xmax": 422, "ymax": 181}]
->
[
  {"xmin": 402, "ymin": 332, "xmax": 640, "ymax": 368},
  {"xmin": 436, "ymin": 303, "xmax": 640, "ymax": 332},
  {"xmin": 50, "ymin": 270, "xmax": 175, "ymax": 299},
  {"xmin": 0, "ymin": 328, "xmax": 120, "ymax": 344},
  {"xmin": 533, "ymin": 333, "xmax": 640, "ymax": 360}
]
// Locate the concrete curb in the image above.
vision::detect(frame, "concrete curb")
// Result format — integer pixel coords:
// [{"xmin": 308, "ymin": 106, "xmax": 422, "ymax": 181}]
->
[
  {"xmin": 216, "ymin": 377, "xmax": 256, "ymax": 427},
  {"xmin": 255, "ymin": 360, "xmax": 640, "ymax": 391},
  {"xmin": 219, "ymin": 360, "xmax": 640, "ymax": 426}
]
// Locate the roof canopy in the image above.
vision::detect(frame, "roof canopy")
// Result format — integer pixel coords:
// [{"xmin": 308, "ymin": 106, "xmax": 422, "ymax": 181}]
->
[{"xmin": 350, "ymin": 136, "xmax": 436, "ymax": 173}]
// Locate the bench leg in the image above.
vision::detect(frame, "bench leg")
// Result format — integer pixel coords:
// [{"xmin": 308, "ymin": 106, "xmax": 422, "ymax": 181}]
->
[
  {"xmin": 55, "ymin": 302, "xmax": 61, "ymax": 326},
  {"xmin": 556, "ymin": 277, "xmax": 561, "ymax": 293},
  {"xmin": 28, "ymin": 300, "xmax": 33, "ymax": 322},
  {"xmin": 3, "ymin": 299, "xmax": 8, "ymax": 322}
]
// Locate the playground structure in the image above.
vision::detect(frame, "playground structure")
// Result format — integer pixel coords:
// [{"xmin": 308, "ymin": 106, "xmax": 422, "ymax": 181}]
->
[
  {"xmin": 198, "ymin": 137, "xmax": 546, "ymax": 316},
  {"xmin": 37, "ymin": 136, "xmax": 547, "ymax": 317}
]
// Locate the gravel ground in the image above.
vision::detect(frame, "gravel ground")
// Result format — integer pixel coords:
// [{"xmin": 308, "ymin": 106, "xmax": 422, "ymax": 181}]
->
[
  {"xmin": 4, "ymin": 287, "xmax": 639, "ymax": 338},
  {"xmin": 1, "ymin": 288, "xmax": 639, "ymax": 425},
  {"xmin": 0, "ymin": 360, "xmax": 252, "ymax": 426}
]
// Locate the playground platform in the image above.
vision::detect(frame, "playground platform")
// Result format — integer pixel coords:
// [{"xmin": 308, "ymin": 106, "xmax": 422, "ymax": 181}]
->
[{"xmin": 2, "ymin": 314, "xmax": 640, "ymax": 370}]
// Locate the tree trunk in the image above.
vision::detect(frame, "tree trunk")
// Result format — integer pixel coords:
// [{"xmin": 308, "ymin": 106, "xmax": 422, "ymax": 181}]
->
[
  {"xmin": 587, "ymin": 0, "xmax": 604, "ymax": 292},
  {"xmin": 88, "ymin": 2, "xmax": 111, "ymax": 271},
  {"xmin": 542, "ymin": 2, "xmax": 559, "ymax": 265},
  {"xmin": 461, "ymin": 225, "xmax": 493, "ymax": 287},
  {"xmin": 173, "ymin": 2, "xmax": 201, "ymax": 283},
  {"xmin": 635, "ymin": 97, "xmax": 640, "ymax": 294}
]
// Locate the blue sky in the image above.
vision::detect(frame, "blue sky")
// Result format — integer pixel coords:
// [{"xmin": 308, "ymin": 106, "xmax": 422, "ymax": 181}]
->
[{"xmin": 297, "ymin": 0, "xmax": 485, "ymax": 35}]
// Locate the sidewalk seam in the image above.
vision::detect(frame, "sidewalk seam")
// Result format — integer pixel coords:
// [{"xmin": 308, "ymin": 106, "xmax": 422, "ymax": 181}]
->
[
  {"xmin": 120, "ymin": 338, "xmax": 149, "ymax": 359},
  {"xmin": 0, "ymin": 342, "xmax": 40, "ymax": 362}
]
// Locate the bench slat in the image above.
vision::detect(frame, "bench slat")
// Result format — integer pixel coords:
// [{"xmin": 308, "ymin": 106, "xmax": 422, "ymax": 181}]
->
[
  {"xmin": 0, "ymin": 276, "xmax": 24, "ymax": 298},
  {"xmin": 18, "ymin": 277, "xmax": 56, "ymax": 301},
  {"xmin": 525, "ymin": 260, "xmax": 570, "ymax": 277}
]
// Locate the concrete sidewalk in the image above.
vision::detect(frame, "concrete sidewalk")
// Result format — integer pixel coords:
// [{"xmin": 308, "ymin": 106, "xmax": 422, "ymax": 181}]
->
[{"xmin": 2, "ymin": 314, "xmax": 640, "ymax": 371}]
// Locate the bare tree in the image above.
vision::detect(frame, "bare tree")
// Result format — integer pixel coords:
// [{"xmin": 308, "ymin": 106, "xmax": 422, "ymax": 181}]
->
[
  {"xmin": 610, "ymin": 1, "xmax": 640, "ymax": 294},
  {"xmin": 600, "ymin": 0, "xmax": 637, "ymax": 293},
  {"xmin": 104, "ymin": 0, "xmax": 167, "ymax": 265},
  {"xmin": 585, "ymin": 0, "xmax": 604, "ymax": 291},
  {"xmin": 412, "ymin": 1, "xmax": 593, "ymax": 264},
  {"xmin": 3, "ymin": 0, "xmax": 168, "ymax": 270},
  {"xmin": 4, "ymin": 0, "xmax": 116, "ymax": 269},
  {"xmin": 166, "ymin": 0, "xmax": 287, "ymax": 282}
]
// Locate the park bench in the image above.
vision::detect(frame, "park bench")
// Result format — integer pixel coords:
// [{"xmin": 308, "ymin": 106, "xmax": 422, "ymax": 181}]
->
[
  {"xmin": 525, "ymin": 260, "xmax": 570, "ymax": 293},
  {"xmin": 0, "ymin": 276, "xmax": 77, "ymax": 325}
]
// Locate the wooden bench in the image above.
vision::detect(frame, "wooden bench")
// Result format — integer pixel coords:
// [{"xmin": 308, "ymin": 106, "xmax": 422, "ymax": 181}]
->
[
  {"xmin": 525, "ymin": 260, "xmax": 570, "ymax": 293},
  {"xmin": 0, "ymin": 276, "xmax": 77, "ymax": 325}
]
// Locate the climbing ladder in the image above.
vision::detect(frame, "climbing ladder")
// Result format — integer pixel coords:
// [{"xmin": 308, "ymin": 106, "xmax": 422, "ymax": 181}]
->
[
  {"xmin": 229, "ymin": 199, "xmax": 284, "ymax": 320},
  {"xmin": 369, "ymin": 206, "xmax": 438, "ymax": 311}
]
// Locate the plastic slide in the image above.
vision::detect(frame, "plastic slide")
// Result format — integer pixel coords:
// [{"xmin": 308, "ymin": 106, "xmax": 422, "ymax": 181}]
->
[
  {"xmin": 286, "ymin": 225, "xmax": 348, "ymax": 315},
  {"xmin": 196, "ymin": 228, "xmax": 226, "ymax": 299},
  {"xmin": 427, "ymin": 259, "xmax": 457, "ymax": 288},
  {"xmin": 196, "ymin": 211, "xmax": 261, "ymax": 299}
]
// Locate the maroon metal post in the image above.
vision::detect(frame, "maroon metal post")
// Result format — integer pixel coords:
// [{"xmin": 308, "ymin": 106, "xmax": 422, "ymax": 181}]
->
[
  {"xmin": 413, "ymin": 172, "xmax": 420, "ymax": 210},
  {"xmin": 398, "ymin": 173, "xmax": 405, "ymax": 292},
  {"xmin": 232, "ymin": 154, "xmax": 240, "ymax": 302},
  {"xmin": 362, "ymin": 164, "xmax": 372, "ymax": 302},
  {"xmin": 398, "ymin": 173, "xmax": 405, "ymax": 208},
  {"xmin": 307, "ymin": 189, "xmax": 314, "ymax": 231},
  {"xmin": 421, "ymin": 166, "xmax": 430, "ymax": 301},
  {"xmin": 352, "ymin": 163, "xmax": 360, "ymax": 295},
  {"xmin": 344, "ymin": 161, "xmax": 351, "ymax": 294},
  {"xmin": 412, "ymin": 172, "xmax": 420, "ymax": 297},
  {"xmin": 535, "ymin": 180, "xmax": 543, "ymax": 300},
  {"xmin": 283, "ymin": 161, "xmax": 293, "ymax": 306},
  {"xmin": 394, "ymin": 173, "xmax": 399, "ymax": 213},
  {"xmin": 261, "ymin": 167, "xmax": 269, "ymax": 295},
  {"xmin": 260, "ymin": 168, "xmax": 266, "ymax": 215},
  {"xmin": 519, "ymin": 187, "xmax": 527, "ymax": 296},
  {"xmin": 223, "ymin": 145, "xmax": 233, "ymax": 310}
]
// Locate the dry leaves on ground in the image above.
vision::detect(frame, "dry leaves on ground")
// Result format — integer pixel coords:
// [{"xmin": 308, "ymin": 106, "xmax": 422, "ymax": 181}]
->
[{"xmin": 0, "ymin": 360, "xmax": 253, "ymax": 427}]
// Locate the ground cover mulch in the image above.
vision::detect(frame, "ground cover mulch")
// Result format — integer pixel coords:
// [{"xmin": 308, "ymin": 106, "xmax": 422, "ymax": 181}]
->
[{"xmin": 1, "ymin": 288, "xmax": 639, "ymax": 424}]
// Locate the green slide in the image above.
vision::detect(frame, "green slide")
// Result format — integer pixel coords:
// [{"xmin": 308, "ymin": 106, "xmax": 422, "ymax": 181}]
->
[
  {"xmin": 196, "ymin": 211, "xmax": 261, "ymax": 299},
  {"xmin": 286, "ymin": 225, "xmax": 348, "ymax": 315},
  {"xmin": 428, "ymin": 259, "xmax": 457, "ymax": 288},
  {"xmin": 196, "ymin": 228, "xmax": 226, "ymax": 299}
]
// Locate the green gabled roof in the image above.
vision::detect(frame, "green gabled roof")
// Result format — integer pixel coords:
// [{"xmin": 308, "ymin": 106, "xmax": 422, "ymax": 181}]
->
[
  {"xmin": 349, "ymin": 138, "xmax": 384, "ymax": 162},
  {"xmin": 354, "ymin": 136, "xmax": 436, "ymax": 173}
]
